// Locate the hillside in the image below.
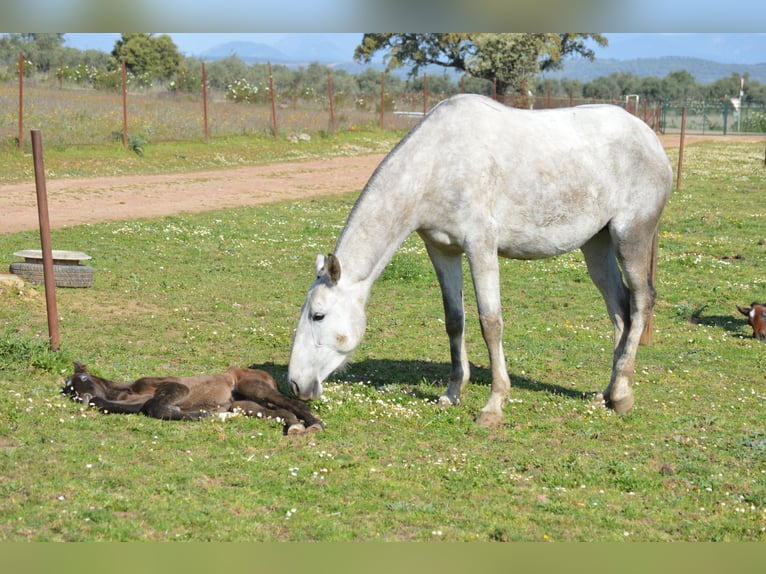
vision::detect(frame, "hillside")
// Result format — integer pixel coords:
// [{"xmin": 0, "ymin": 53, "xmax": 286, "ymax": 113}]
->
[
  {"xmin": 201, "ymin": 39, "xmax": 766, "ymax": 85},
  {"xmin": 543, "ymin": 56, "xmax": 766, "ymax": 84}
]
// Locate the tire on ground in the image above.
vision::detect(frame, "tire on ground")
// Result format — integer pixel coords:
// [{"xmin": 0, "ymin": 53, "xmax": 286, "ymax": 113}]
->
[{"xmin": 9, "ymin": 262, "xmax": 94, "ymax": 288}]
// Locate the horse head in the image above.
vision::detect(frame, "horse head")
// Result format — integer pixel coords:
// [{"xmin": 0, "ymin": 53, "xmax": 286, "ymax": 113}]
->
[
  {"xmin": 737, "ymin": 302, "xmax": 766, "ymax": 341},
  {"xmin": 62, "ymin": 361, "xmax": 103, "ymax": 401},
  {"xmin": 288, "ymin": 253, "xmax": 367, "ymax": 401}
]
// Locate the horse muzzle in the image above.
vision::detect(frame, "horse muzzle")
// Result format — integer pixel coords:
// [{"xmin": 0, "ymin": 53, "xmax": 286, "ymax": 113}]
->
[{"xmin": 289, "ymin": 378, "xmax": 322, "ymax": 401}]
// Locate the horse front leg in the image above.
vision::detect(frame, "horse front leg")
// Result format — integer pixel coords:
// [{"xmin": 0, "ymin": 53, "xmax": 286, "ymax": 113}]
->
[
  {"xmin": 424, "ymin": 243, "xmax": 470, "ymax": 406},
  {"xmin": 467, "ymin": 248, "xmax": 510, "ymax": 429}
]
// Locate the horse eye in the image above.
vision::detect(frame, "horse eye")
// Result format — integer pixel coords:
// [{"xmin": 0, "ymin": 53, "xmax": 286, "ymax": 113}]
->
[{"xmin": 312, "ymin": 312, "xmax": 325, "ymax": 322}]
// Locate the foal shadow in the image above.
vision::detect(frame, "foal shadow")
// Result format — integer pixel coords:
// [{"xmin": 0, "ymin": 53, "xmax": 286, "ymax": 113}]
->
[
  {"xmin": 264, "ymin": 358, "xmax": 586, "ymax": 403},
  {"xmin": 684, "ymin": 307, "xmax": 749, "ymax": 337}
]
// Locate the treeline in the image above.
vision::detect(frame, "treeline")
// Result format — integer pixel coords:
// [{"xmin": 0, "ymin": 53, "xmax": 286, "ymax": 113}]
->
[{"xmin": 2, "ymin": 33, "xmax": 764, "ymax": 106}]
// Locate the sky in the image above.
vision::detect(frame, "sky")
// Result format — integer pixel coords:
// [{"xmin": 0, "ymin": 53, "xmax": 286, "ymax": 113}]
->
[
  {"xmin": 4, "ymin": 0, "xmax": 766, "ymax": 34},
  {"xmin": 61, "ymin": 33, "xmax": 766, "ymax": 65}
]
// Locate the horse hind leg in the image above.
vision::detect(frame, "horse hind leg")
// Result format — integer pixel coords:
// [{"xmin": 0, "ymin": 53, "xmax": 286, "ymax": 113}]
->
[
  {"xmin": 424, "ymin": 243, "xmax": 470, "ymax": 406},
  {"xmin": 141, "ymin": 382, "xmax": 209, "ymax": 420},
  {"xmin": 584, "ymin": 225, "xmax": 657, "ymax": 414}
]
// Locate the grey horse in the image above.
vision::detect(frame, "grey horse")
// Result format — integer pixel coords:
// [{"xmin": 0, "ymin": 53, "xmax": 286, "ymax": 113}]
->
[{"xmin": 288, "ymin": 94, "xmax": 672, "ymax": 428}]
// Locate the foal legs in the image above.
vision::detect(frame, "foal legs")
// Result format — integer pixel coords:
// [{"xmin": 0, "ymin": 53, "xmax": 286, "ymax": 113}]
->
[
  {"xmin": 425, "ymin": 243, "xmax": 470, "ymax": 407},
  {"xmin": 234, "ymin": 376, "xmax": 324, "ymax": 434},
  {"xmin": 140, "ymin": 382, "xmax": 211, "ymax": 421}
]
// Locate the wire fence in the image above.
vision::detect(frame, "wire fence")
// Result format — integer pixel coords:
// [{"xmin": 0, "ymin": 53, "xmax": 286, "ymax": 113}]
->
[
  {"xmin": 3, "ymin": 66, "xmax": 764, "ymax": 152},
  {"xmin": 661, "ymin": 101, "xmax": 766, "ymax": 135}
]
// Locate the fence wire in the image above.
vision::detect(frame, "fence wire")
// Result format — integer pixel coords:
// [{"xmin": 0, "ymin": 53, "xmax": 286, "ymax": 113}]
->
[{"xmin": 2, "ymin": 79, "xmax": 764, "ymax": 150}]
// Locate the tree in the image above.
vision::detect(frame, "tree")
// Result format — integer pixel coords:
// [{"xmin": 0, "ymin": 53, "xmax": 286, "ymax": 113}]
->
[
  {"xmin": 110, "ymin": 33, "xmax": 181, "ymax": 83},
  {"xmin": 0, "ymin": 33, "xmax": 65, "ymax": 72},
  {"xmin": 354, "ymin": 33, "xmax": 607, "ymax": 95}
]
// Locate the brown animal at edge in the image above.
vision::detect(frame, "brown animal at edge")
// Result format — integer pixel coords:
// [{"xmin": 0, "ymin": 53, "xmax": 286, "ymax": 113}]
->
[
  {"xmin": 62, "ymin": 361, "xmax": 324, "ymax": 435},
  {"xmin": 737, "ymin": 303, "xmax": 766, "ymax": 341}
]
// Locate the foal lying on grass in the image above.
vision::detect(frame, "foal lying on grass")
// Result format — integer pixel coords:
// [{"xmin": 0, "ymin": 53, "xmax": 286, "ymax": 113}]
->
[{"xmin": 63, "ymin": 361, "xmax": 324, "ymax": 435}]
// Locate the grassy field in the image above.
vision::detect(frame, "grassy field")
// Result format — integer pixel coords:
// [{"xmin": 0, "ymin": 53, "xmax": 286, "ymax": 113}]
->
[
  {"xmin": 0, "ymin": 82, "xmax": 422, "ymax": 154},
  {"xmin": 0, "ymin": 136, "xmax": 765, "ymax": 542}
]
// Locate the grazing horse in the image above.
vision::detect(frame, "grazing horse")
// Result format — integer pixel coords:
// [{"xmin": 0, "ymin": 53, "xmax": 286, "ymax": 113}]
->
[
  {"xmin": 737, "ymin": 303, "xmax": 766, "ymax": 341},
  {"xmin": 63, "ymin": 362, "xmax": 324, "ymax": 434},
  {"xmin": 288, "ymin": 94, "xmax": 672, "ymax": 428}
]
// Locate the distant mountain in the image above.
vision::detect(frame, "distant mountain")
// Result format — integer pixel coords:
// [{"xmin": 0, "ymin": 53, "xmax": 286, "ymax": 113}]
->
[
  {"xmin": 202, "ymin": 34, "xmax": 361, "ymax": 65},
  {"xmin": 545, "ymin": 56, "xmax": 766, "ymax": 84},
  {"xmin": 200, "ymin": 40, "xmax": 766, "ymax": 85},
  {"xmin": 202, "ymin": 41, "xmax": 291, "ymax": 63},
  {"xmin": 274, "ymin": 33, "xmax": 359, "ymax": 63}
]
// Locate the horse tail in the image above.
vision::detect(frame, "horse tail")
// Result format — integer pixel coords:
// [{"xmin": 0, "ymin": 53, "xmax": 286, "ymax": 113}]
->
[{"xmin": 639, "ymin": 226, "xmax": 659, "ymax": 346}]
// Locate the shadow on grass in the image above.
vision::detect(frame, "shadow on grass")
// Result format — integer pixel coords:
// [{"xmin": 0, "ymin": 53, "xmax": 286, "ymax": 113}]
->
[
  {"xmin": 686, "ymin": 306, "xmax": 749, "ymax": 336},
  {"xmin": 253, "ymin": 359, "xmax": 588, "ymax": 402}
]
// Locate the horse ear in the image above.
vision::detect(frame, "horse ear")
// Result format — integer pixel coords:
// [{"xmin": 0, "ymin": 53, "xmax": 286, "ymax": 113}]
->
[
  {"xmin": 326, "ymin": 253, "xmax": 341, "ymax": 284},
  {"xmin": 315, "ymin": 253, "xmax": 326, "ymax": 278},
  {"xmin": 737, "ymin": 305, "xmax": 751, "ymax": 317},
  {"xmin": 74, "ymin": 361, "xmax": 88, "ymax": 374}
]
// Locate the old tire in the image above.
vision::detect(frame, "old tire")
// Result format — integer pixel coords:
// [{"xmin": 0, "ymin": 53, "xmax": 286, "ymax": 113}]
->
[{"xmin": 9, "ymin": 261, "xmax": 94, "ymax": 288}]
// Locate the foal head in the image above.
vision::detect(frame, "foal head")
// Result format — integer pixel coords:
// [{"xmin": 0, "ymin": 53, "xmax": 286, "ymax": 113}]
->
[
  {"xmin": 62, "ymin": 361, "xmax": 107, "ymax": 400},
  {"xmin": 737, "ymin": 303, "xmax": 766, "ymax": 341}
]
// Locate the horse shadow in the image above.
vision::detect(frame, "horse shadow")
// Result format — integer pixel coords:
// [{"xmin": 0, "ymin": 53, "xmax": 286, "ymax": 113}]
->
[{"xmin": 254, "ymin": 359, "xmax": 586, "ymax": 403}]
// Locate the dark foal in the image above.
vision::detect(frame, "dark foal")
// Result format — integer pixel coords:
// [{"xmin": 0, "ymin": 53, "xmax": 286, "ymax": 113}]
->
[
  {"xmin": 737, "ymin": 303, "xmax": 766, "ymax": 341},
  {"xmin": 63, "ymin": 361, "xmax": 324, "ymax": 434}
]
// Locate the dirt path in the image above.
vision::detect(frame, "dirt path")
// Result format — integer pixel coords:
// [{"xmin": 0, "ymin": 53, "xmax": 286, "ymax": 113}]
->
[
  {"xmin": 0, "ymin": 154, "xmax": 386, "ymax": 235},
  {"xmin": 1, "ymin": 134, "xmax": 761, "ymax": 235}
]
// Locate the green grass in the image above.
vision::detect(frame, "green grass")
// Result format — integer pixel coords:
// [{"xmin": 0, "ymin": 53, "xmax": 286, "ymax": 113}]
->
[
  {"xmin": 0, "ymin": 126, "xmax": 404, "ymax": 185},
  {"xmin": 1, "ymin": 139, "xmax": 765, "ymax": 541}
]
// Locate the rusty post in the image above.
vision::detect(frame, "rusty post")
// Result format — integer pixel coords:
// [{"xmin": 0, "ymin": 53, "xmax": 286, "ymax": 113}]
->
[
  {"xmin": 202, "ymin": 62, "xmax": 209, "ymax": 142},
  {"xmin": 423, "ymin": 73, "xmax": 428, "ymax": 115},
  {"xmin": 31, "ymin": 130, "xmax": 60, "ymax": 351},
  {"xmin": 547, "ymin": 80, "xmax": 551, "ymax": 108},
  {"xmin": 676, "ymin": 108, "xmax": 687, "ymax": 190},
  {"xmin": 269, "ymin": 64, "xmax": 277, "ymax": 137},
  {"xmin": 380, "ymin": 72, "xmax": 385, "ymax": 129},
  {"xmin": 18, "ymin": 52, "xmax": 23, "ymax": 152},
  {"xmin": 327, "ymin": 68, "xmax": 335, "ymax": 135},
  {"xmin": 121, "ymin": 59, "xmax": 128, "ymax": 149}
]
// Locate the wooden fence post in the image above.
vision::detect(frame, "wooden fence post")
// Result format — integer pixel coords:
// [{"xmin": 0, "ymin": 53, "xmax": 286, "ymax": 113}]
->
[
  {"xmin": 380, "ymin": 72, "xmax": 385, "ymax": 129},
  {"xmin": 269, "ymin": 64, "xmax": 277, "ymax": 137},
  {"xmin": 31, "ymin": 130, "xmax": 60, "ymax": 351},
  {"xmin": 121, "ymin": 59, "xmax": 128, "ymax": 149},
  {"xmin": 18, "ymin": 52, "xmax": 23, "ymax": 152},
  {"xmin": 202, "ymin": 62, "xmax": 209, "ymax": 142},
  {"xmin": 327, "ymin": 68, "xmax": 335, "ymax": 135}
]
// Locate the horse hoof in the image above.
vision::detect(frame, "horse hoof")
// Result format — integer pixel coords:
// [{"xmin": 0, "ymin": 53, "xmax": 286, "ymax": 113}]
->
[
  {"xmin": 437, "ymin": 395, "xmax": 457, "ymax": 406},
  {"xmin": 475, "ymin": 410, "xmax": 504, "ymax": 429},
  {"xmin": 610, "ymin": 394, "xmax": 634, "ymax": 414},
  {"xmin": 598, "ymin": 392, "xmax": 634, "ymax": 414},
  {"xmin": 306, "ymin": 422, "xmax": 324, "ymax": 433},
  {"xmin": 287, "ymin": 423, "xmax": 306, "ymax": 435}
]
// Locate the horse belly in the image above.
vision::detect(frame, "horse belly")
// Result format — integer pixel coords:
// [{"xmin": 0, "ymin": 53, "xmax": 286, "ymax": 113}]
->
[{"xmin": 178, "ymin": 374, "xmax": 236, "ymax": 412}]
